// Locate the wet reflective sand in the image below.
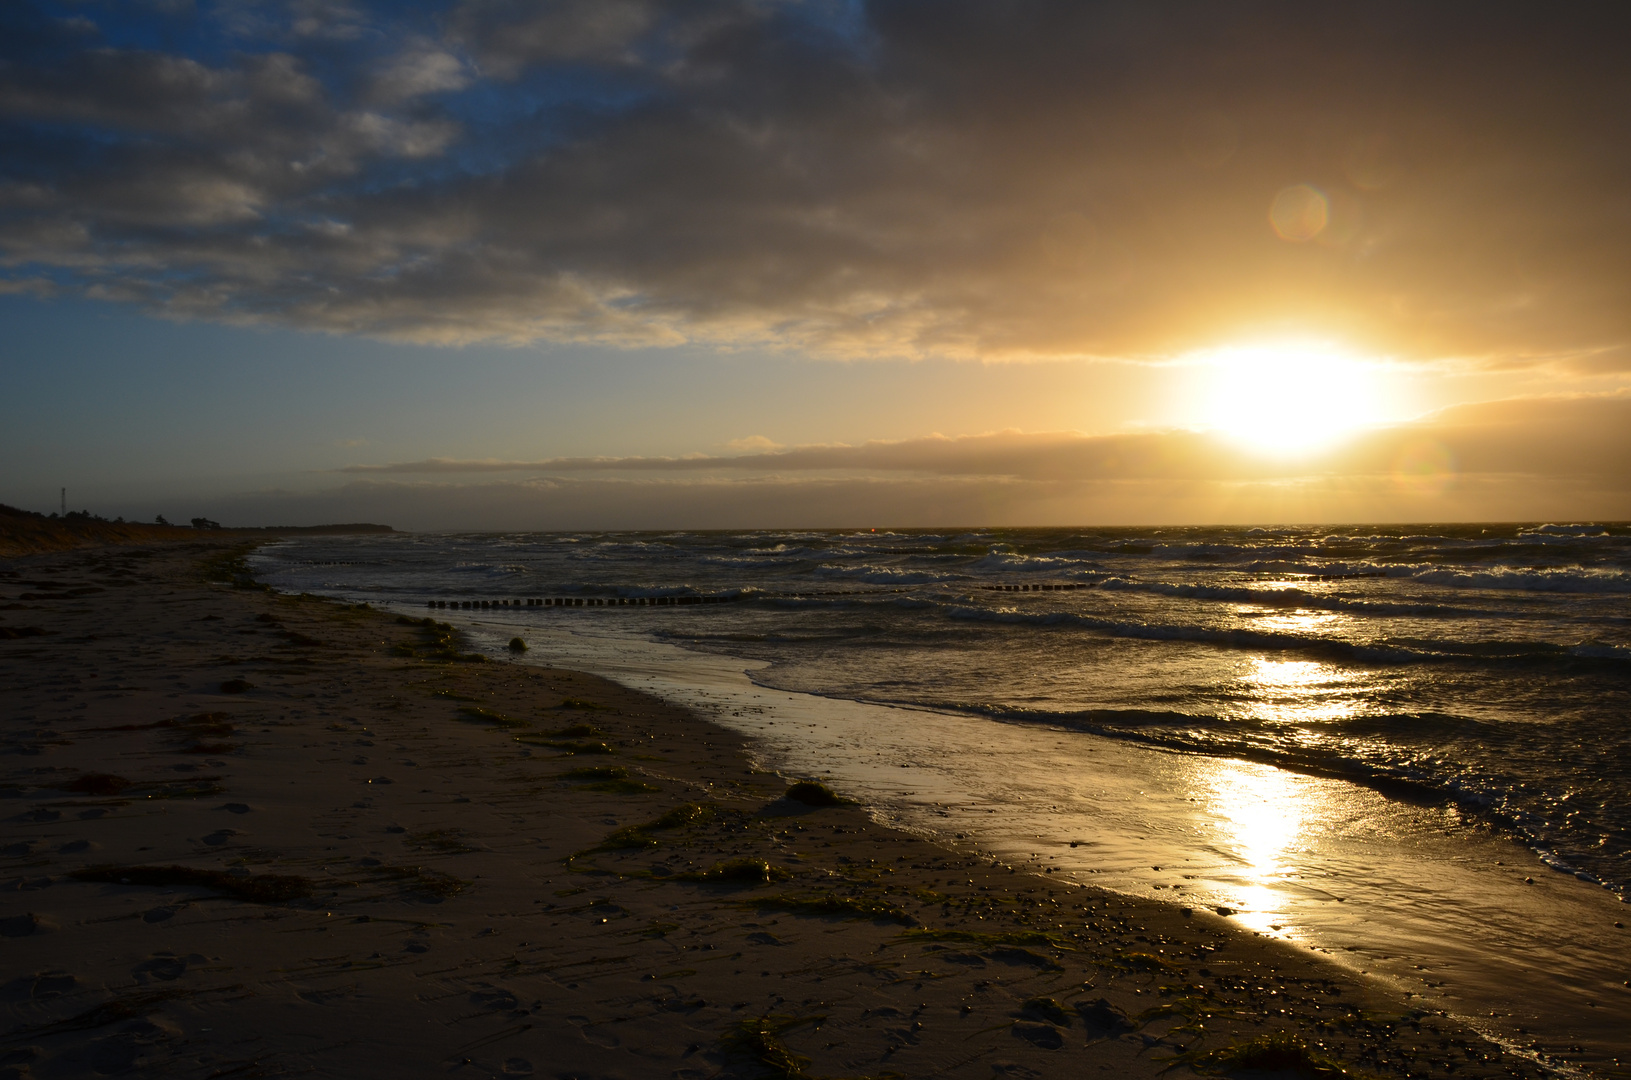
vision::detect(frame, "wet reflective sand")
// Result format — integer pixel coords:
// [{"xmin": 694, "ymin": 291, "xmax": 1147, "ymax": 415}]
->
[{"xmin": 461, "ymin": 612, "xmax": 1630, "ymax": 1074}]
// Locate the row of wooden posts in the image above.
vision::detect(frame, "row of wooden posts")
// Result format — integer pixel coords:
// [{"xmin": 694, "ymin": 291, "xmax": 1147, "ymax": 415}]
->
[
  {"xmin": 428, "ymin": 582, "xmax": 1086, "ymax": 610},
  {"xmin": 428, "ymin": 596, "xmax": 734, "ymax": 610}
]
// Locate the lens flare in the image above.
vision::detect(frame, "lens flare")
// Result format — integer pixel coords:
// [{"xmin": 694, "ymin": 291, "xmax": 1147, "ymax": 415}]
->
[
  {"xmin": 1269, "ymin": 184, "xmax": 1329, "ymax": 241},
  {"xmin": 1392, "ymin": 438, "xmax": 1456, "ymax": 497}
]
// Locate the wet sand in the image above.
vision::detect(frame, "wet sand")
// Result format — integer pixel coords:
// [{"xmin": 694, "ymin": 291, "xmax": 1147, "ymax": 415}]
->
[{"xmin": 0, "ymin": 541, "xmax": 1556, "ymax": 1079}]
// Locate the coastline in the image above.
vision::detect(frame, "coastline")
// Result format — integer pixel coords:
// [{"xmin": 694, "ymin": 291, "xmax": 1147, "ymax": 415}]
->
[{"xmin": 0, "ymin": 540, "xmax": 1557, "ymax": 1078}]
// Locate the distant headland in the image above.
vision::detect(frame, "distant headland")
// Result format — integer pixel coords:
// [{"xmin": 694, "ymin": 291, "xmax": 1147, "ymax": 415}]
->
[{"xmin": 0, "ymin": 503, "xmax": 394, "ymax": 557}]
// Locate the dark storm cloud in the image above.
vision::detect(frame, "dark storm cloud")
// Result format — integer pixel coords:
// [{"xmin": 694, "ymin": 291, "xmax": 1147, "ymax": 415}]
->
[{"xmin": 3, "ymin": 1, "xmax": 1629, "ymax": 364}]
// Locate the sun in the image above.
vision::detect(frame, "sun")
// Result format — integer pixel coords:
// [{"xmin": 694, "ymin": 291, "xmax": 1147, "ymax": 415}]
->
[{"xmin": 1190, "ymin": 343, "xmax": 1387, "ymax": 453}]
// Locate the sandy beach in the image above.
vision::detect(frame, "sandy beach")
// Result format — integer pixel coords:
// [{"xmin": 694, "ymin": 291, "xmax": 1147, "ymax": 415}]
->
[{"xmin": 1, "ymin": 539, "xmax": 1554, "ymax": 1079}]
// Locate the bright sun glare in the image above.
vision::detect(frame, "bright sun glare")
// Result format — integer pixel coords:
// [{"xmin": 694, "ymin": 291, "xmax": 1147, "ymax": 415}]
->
[{"xmin": 1194, "ymin": 344, "xmax": 1387, "ymax": 453}]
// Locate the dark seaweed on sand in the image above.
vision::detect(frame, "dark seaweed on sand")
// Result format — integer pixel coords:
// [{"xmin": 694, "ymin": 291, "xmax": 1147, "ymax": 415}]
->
[
  {"xmin": 746, "ymin": 893, "xmax": 915, "ymax": 925},
  {"xmin": 720, "ymin": 1014, "xmax": 826, "ymax": 1080},
  {"xmin": 559, "ymin": 765, "xmax": 660, "ymax": 794},
  {"xmin": 70, "ymin": 864, "xmax": 313, "ymax": 903},
  {"xmin": 1170, "ymin": 1030, "xmax": 1358, "ymax": 1078},
  {"xmin": 784, "ymin": 780, "xmax": 846, "ymax": 807},
  {"xmin": 678, "ymin": 857, "xmax": 792, "ymax": 885},
  {"xmin": 577, "ymin": 802, "xmax": 717, "ymax": 857}
]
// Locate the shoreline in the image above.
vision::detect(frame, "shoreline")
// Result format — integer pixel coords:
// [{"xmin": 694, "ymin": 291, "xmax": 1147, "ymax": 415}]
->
[
  {"xmin": 0, "ymin": 540, "xmax": 1569, "ymax": 1078},
  {"xmin": 411, "ymin": 599, "xmax": 1631, "ymax": 1073}
]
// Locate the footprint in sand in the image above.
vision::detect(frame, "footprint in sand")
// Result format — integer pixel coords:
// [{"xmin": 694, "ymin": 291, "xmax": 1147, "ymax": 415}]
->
[
  {"xmin": 0, "ymin": 913, "xmax": 55, "ymax": 937},
  {"xmin": 132, "ymin": 953, "xmax": 205, "ymax": 984},
  {"xmin": 0, "ymin": 971, "xmax": 77, "ymax": 1001}
]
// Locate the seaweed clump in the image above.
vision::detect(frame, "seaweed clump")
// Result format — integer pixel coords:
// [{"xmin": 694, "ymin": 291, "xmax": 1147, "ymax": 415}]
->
[
  {"xmin": 784, "ymin": 781, "xmax": 844, "ymax": 807},
  {"xmin": 70, "ymin": 864, "xmax": 312, "ymax": 903},
  {"xmin": 456, "ymin": 705, "xmax": 526, "ymax": 729},
  {"xmin": 748, "ymin": 894, "xmax": 914, "ymax": 924},
  {"xmin": 721, "ymin": 1014, "xmax": 825, "ymax": 1080},
  {"xmin": 680, "ymin": 858, "xmax": 791, "ymax": 886},
  {"xmin": 560, "ymin": 765, "xmax": 659, "ymax": 794},
  {"xmin": 579, "ymin": 802, "xmax": 715, "ymax": 857},
  {"xmin": 1177, "ymin": 1031, "xmax": 1354, "ymax": 1078}
]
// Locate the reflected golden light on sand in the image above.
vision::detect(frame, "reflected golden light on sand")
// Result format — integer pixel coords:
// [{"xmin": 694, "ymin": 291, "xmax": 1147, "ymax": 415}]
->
[{"xmin": 1204, "ymin": 761, "xmax": 1312, "ymax": 935}]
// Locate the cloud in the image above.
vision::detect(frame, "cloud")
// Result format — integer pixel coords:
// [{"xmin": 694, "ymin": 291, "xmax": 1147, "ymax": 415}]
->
[
  {"xmin": 3, "ymin": 2, "xmax": 1631, "ymax": 366},
  {"xmin": 725, "ymin": 435, "xmax": 783, "ymax": 452},
  {"xmin": 337, "ymin": 393, "xmax": 1631, "ymax": 482},
  {"xmin": 370, "ymin": 44, "xmax": 469, "ymax": 103}
]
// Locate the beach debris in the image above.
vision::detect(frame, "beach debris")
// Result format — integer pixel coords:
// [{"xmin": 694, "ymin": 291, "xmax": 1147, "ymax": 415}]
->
[{"xmin": 508, "ymin": 636, "xmax": 527, "ymax": 652}]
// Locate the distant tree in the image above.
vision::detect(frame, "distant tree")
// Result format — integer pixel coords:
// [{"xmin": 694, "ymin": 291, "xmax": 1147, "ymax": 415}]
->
[
  {"xmin": 155, "ymin": 514, "xmax": 170, "ymax": 525},
  {"xmin": 191, "ymin": 517, "xmax": 223, "ymax": 530}
]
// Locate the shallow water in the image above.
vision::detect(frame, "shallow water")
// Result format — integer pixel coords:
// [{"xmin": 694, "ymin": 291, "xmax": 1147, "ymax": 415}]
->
[
  {"xmin": 439, "ymin": 615, "xmax": 1630, "ymax": 1074},
  {"xmin": 251, "ymin": 527, "xmax": 1631, "ymax": 1073}
]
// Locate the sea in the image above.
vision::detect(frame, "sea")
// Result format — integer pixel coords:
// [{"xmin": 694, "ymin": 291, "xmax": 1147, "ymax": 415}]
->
[{"xmin": 250, "ymin": 524, "xmax": 1631, "ymax": 1073}]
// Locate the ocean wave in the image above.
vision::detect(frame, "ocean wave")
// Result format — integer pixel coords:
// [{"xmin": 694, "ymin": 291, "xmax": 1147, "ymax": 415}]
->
[
  {"xmin": 449, "ymin": 562, "xmax": 532, "ymax": 577},
  {"xmin": 1523, "ymin": 523, "xmax": 1614, "ymax": 537},
  {"xmin": 813, "ymin": 564, "xmax": 955, "ymax": 585},
  {"xmin": 1409, "ymin": 566, "xmax": 1631, "ymax": 593},
  {"xmin": 940, "ymin": 602, "xmax": 1630, "ymax": 667},
  {"xmin": 1096, "ymin": 577, "xmax": 1473, "ymax": 618},
  {"xmin": 970, "ymin": 550, "xmax": 1103, "ymax": 573}
]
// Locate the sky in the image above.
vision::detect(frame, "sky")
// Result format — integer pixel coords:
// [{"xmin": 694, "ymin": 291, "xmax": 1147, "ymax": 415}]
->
[{"xmin": 3, "ymin": 0, "xmax": 1629, "ymax": 529}]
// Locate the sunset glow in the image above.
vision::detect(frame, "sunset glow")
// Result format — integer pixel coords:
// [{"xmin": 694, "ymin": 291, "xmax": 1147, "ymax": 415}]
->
[{"xmin": 1193, "ymin": 344, "xmax": 1392, "ymax": 454}]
